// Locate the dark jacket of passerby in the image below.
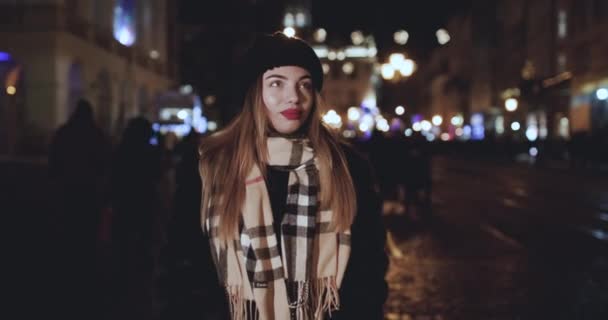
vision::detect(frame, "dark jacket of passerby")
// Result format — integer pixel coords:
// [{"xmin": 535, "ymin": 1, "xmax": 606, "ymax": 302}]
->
[
  {"xmin": 47, "ymin": 98, "xmax": 110, "ymax": 318},
  {"xmin": 111, "ymin": 117, "xmax": 163, "ymax": 272}
]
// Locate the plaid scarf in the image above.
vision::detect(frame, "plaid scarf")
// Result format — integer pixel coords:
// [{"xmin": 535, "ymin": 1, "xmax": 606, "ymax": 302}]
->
[{"xmin": 205, "ymin": 137, "xmax": 351, "ymax": 320}]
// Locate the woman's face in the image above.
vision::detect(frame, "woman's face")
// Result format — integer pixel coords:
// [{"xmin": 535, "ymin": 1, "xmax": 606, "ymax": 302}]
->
[{"xmin": 262, "ymin": 66, "xmax": 314, "ymax": 135}]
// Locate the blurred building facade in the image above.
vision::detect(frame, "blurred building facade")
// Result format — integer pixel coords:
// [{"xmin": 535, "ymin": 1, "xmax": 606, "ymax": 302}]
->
[
  {"xmin": 421, "ymin": 0, "xmax": 608, "ymax": 142},
  {"xmin": 0, "ymin": 0, "xmax": 177, "ymax": 155},
  {"xmin": 279, "ymin": 0, "xmax": 381, "ymax": 136}
]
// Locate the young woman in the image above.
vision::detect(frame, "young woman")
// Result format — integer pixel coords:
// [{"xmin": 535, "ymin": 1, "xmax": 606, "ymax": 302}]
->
[{"xmin": 198, "ymin": 32, "xmax": 388, "ymax": 320}]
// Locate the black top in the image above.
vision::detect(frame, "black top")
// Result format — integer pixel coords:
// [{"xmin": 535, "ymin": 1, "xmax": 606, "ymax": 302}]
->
[{"xmin": 266, "ymin": 166, "xmax": 289, "ymax": 253}]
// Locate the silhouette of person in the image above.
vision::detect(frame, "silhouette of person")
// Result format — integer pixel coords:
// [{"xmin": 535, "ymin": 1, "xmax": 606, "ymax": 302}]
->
[
  {"xmin": 48, "ymin": 98, "xmax": 111, "ymax": 319},
  {"xmin": 110, "ymin": 117, "xmax": 163, "ymax": 319}
]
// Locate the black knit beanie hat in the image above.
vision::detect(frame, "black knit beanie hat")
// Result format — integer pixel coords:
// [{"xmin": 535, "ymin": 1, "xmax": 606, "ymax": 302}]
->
[{"xmin": 235, "ymin": 32, "xmax": 323, "ymax": 106}]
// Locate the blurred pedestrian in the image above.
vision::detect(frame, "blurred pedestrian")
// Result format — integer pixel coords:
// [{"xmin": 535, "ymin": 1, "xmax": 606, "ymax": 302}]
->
[
  {"xmin": 403, "ymin": 131, "xmax": 432, "ymax": 220},
  {"xmin": 110, "ymin": 116, "xmax": 163, "ymax": 319},
  {"xmin": 48, "ymin": 98, "xmax": 111, "ymax": 319},
  {"xmin": 196, "ymin": 32, "xmax": 388, "ymax": 320}
]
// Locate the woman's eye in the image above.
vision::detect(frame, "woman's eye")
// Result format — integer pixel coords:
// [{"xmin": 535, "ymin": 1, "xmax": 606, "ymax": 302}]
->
[
  {"xmin": 270, "ymin": 81, "xmax": 281, "ymax": 87},
  {"xmin": 299, "ymin": 82, "xmax": 312, "ymax": 90}
]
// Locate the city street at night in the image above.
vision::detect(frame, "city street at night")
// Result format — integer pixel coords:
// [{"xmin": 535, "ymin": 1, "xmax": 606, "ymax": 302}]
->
[
  {"xmin": 383, "ymin": 155, "xmax": 608, "ymax": 319},
  {"xmin": 2, "ymin": 0, "xmax": 608, "ymax": 319}
]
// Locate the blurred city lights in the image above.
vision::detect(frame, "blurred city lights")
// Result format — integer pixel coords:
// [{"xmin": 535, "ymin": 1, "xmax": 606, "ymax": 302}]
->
[
  {"xmin": 6, "ymin": 85, "xmax": 16, "ymax": 95},
  {"xmin": 436, "ymin": 28, "xmax": 450, "ymax": 45},
  {"xmin": 359, "ymin": 122, "xmax": 370, "ymax": 132},
  {"xmin": 432, "ymin": 115, "xmax": 443, "ymax": 126},
  {"xmin": 322, "ymin": 63, "xmax": 330, "ymax": 75},
  {"xmin": 207, "ymin": 121, "xmax": 217, "ymax": 131},
  {"xmin": 389, "ymin": 53, "xmax": 405, "ymax": 66},
  {"xmin": 342, "ymin": 62, "xmax": 354, "ymax": 75},
  {"xmin": 394, "ymin": 30, "xmax": 409, "ymax": 45},
  {"xmin": 421, "ymin": 120, "xmax": 432, "ymax": 131},
  {"xmin": 412, "ymin": 122, "xmax": 422, "ymax": 132},
  {"xmin": 177, "ymin": 109, "xmax": 189, "ymax": 120},
  {"xmin": 283, "ymin": 27, "xmax": 296, "ymax": 38},
  {"xmin": 451, "ymin": 115, "xmax": 463, "ymax": 126},
  {"xmin": 529, "ymin": 147, "xmax": 539, "ymax": 157},
  {"xmin": 597, "ymin": 88, "xmax": 608, "ymax": 100},
  {"xmin": 283, "ymin": 13, "xmax": 294, "ymax": 27},
  {"xmin": 395, "ymin": 106, "xmax": 405, "ymax": 115},
  {"xmin": 180, "ymin": 84, "xmax": 193, "ymax": 95},
  {"xmin": 505, "ymin": 98, "xmax": 518, "ymax": 112},
  {"xmin": 471, "ymin": 113, "xmax": 485, "ymax": 140},
  {"xmin": 399, "ymin": 59, "xmax": 415, "ymax": 76},
  {"xmin": 440, "ymin": 133, "xmax": 450, "ymax": 141},
  {"xmin": 426, "ymin": 133, "xmax": 436, "ymax": 142},
  {"xmin": 295, "ymin": 12, "xmax": 306, "ymax": 27},
  {"xmin": 455, "ymin": 127, "xmax": 464, "ymax": 136},
  {"xmin": 204, "ymin": 95, "xmax": 216, "ymax": 106},
  {"xmin": 559, "ymin": 117, "xmax": 570, "ymax": 138},
  {"xmin": 347, "ymin": 107, "xmax": 361, "ymax": 121},
  {"xmin": 495, "ymin": 116, "xmax": 505, "ymax": 134},
  {"xmin": 322, "ymin": 109, "xmax": 342, "ymax": 128},
  {"xmin": 381, "ymin": 64, "xmax": 395, "ymax": 80},
  {"xmin": 526, "ymin": 126, "xmax": 538, "ymax": 141},
  {"xmin": 113, "ymin": 1, "xmax": 136, "ymax": 46},
  {"xmin": 351, "ymin": 30, "xmax": 364, "ymax": 45},
  {"xmin": 0, "ymin": 51, "xmax": 11, "ymax": 61},
  {"xmin": 328, "ymin": 50, "xmax": 337, "ymax": 61},
  {"xmin": 404, "ymin": 128, "xmax": 413, "ymax": 136},
  {"xmin": 149, "ymin": 50, "xmax": 160, "ymax": 60},
  {"xmin": 367, "ymin": 47, "xmax": 378, "ymax": 57},
  {"xmin": 313, "ymin": 46, "xmax": 328, "ymax": 58},
  {"xmin": 376, "ymin": 118, "xmax": 390, "ymax": 132},
  {"xmin": 361, "ymin": 113, "xmax": 374, "ymax": 127},
  {"xmin": 336, "ymin": 51, "xmax": 346, "ymax": 61},
  {"xmin": 511, "ymin": 121, "xmax": 521, "ymax": 131},
  {"xmin": 314, "ymin": 28, "xmax": 327, "ymax": 43},
  {"xmin": 342, "ymin": 130, "xmax": 356, "ymax": 138}
]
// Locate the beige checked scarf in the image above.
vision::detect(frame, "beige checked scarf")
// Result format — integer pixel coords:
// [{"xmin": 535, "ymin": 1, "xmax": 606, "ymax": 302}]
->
[{"xmin": 205, "ymin": 137, "xmax": 351, "ymax": 320}]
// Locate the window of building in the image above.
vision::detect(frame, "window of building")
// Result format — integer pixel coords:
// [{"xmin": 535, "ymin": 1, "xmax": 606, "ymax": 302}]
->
[
  {"xmin": 557, "ymin": 52, "xmax": 567, "ymax": 73},
  {"xmin": 113, "ymin": 0, "xmax": 136, "ymax": 46},
  {"xmin": 557, "ymin": 9, "xmax": 567, "ymax": 39}
]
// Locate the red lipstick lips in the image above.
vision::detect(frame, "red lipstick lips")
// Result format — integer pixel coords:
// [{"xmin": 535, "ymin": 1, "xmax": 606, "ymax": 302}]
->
[{"xmin": 280, "ymin": 108, "xmax": 302, "ymax": 120}]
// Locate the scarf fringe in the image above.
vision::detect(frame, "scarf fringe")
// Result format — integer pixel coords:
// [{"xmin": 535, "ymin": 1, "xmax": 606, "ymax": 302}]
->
[
  {"xmin": 226, "ymin": 277, "xmax": 339, "ymax": 320},
  {"xmin": 312, "ymin": 277, "xmax": 340, "ymax": 320},
  {"xmin": 226, "ymin": 286, "xmax": 260, "ymax": 320}
]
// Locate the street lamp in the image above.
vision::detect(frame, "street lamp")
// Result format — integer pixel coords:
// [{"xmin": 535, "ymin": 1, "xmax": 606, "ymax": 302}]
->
[
  {"xmin": 381, "ymin": 64, "xmax": 395, "ymax": 80},
  {"xmin": 351, "ymin": 30, "xmax": 364, "ymax": 45},
  {"xmin": 432, "ymin": 115, "xmax": 443, "ymax": 126},
  {"xmin": 394, "ymin": 30, "xmax": 409, "ymax": 45},
  {"xmin": 314, "ymin": 28, "xmax": 327, "ymax": 43},
  {"xmin": 383, "ymin": 53, "xmax": 415, "ymax": 80},
  {"xmin": 505, "ymin": 98, "xmax": 518, "ymax": 112},
  {"xmin": 395, "ymin": 105, "xmax": 405, "ymax": 115},
  {"xmin": 597, "ymin": 88, "xmax": 608, "ymax": 100},
  {"xmin": 436, "ymin": 28, "xmax": 450, "ymax": 45},
  {"xmin": 283, "ymin": 27, "xmax": 296, "ymax": 38}
]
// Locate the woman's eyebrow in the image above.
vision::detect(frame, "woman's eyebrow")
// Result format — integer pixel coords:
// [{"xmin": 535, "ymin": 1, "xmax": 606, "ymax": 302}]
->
[
  {"xmin": 264, "ymin": 74, "xmax": 312, "ymax": 81},
  {"xmin": 264, "ymin": 74, "xmax": 287, "ymax": 80}
]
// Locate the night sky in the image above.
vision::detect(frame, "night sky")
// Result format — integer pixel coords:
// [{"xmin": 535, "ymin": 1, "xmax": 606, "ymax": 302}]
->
[
  {"xmin": 312, "ymin": 0, "xmax": 472, "ymax": 52},
  {"xmin": 178, "ymin": 0, "xmax": 472, "ymax": 55}
]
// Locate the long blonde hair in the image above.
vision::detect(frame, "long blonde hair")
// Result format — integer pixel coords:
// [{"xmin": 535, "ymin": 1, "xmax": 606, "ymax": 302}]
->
[{"xmin": 199, "ymin": 77, "xmax": 356, "ymax": 243}]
